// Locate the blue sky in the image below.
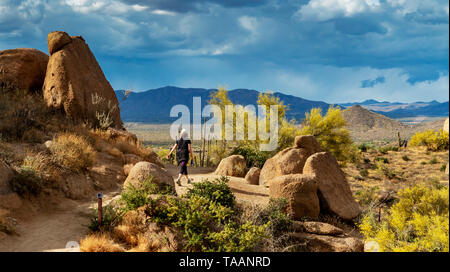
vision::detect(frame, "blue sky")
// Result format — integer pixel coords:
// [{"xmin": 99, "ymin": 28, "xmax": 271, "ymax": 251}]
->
[{"xmin": 1, "ymin": 0, "xmax": 448, "ymax": 103}]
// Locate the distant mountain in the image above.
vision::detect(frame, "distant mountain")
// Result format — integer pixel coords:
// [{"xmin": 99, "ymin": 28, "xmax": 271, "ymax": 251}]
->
[
  {"xmin": 374, "ymin": 102, "xmax": 449, "ymax": 118},
  {"xmin": 116, "ymin": 86, "xmax": 331, "ymax": 123},
  {"xmin": 340, "ymin": 105, "xmax": 446, "ymax": 142},
  {"xmin": 342, "ymin": 105, "xmax": 407, "ymax": 131},
  {"xmin": 340, "ymin": 99, "xmax": 449, "ymax": 118}
]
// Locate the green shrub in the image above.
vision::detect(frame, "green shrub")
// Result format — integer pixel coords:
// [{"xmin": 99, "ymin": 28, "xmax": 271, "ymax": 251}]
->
[
  {"xmin": 10, "ymin": 166, "xmax": 43, "ymax": 195},
  {"xmin": 231, "ymin": 145, "xmax": 271, "ymax": 169},
  {"xmin": 429, "ymin": 156, "xmax": 438, "ymax": 165},
  {"xmin": 363, "ymin": 158, "xmax": 371, "ymax": 164},
  {"xmin": 120, "ymin": 176, "xmax": 173, "ymax": 212},
  {"xmin": 359, "ymin": 169, "xmax": 369, "ymax": 177},
  {"xmin": 256, "ymin": 198, "xmax": 293, "ymax": 237},
  {"xmin": 402, "ymin": 155, "xmax": 410, "ymax": 161},
  {"xmin": 145, "ymin": 178, "xmax": 268, "ymax": 252},
  {"xmin": 355, "ymin": 186, "xmax": 379, "ymax": 207},
  {"xmin": 88, "ymin": 205, "xmax": 122, "ymax": 232},
  {"xmin": 375, "ymin": 157, "xmax": 389, "ymax": 164},
  {"xmin": 0, "ymin": 90, "xmax": 49, "ymax": 141},
  {"xmin": 185, "ymin": 176, "xmax": 235, "ymax": 208},
  {"xmin": 359, "ymin": 184, "xmax": 449, "ymax": 252},
  {"xmin": 440, "ymin": 164, "xmax": 447, "ymax": 172},
  {"xmin": 379, "ymin": 146, "xmax": 398, "ymax": 154},
  {"xmin": 410, "ymin": 129, "xmax": 449, "ymax": 151},
  {"xmin": 375, "ymin": 161, "xmax": 397, "ymax": 179}
]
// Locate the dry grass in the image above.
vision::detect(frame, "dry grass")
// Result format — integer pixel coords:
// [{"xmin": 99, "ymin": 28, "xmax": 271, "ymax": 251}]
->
[
  {"xmin": 49, "ymin": 133, "xmax": 96, "ymax": 172},
  {"xmin": 84, "ymin": 210, "xmax": 163, "ymax": 252},
  {"xmin": 80, "ymin": 233, "xmax": 125, "ymax": 252},
  {"xmin": 345, "ymin": 146, "xmax": 449, "ymax": 203}
]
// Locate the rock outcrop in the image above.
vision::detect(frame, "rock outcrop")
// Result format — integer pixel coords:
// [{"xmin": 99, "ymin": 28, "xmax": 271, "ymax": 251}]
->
[
  {"xmin": 214, "ymin": 155, "xmax": 247, "ymax": 178},
  {"xmin": 269, "ymin": 174, "xmax": 320, "ymax": 219},
  {"xmin": 265, "ymin": 135, "xmax": 359, "ymax": 220},
  {"xmin": 43, "ymin": 31, "xmax": 122, "ymax": 129},
  {"xmin": 124, "ymin": 162, "xmax": 174, "ymax": 190},
  {"xmin": 303, "ymin": 152, "xmax": 360, "ymax": 220},
  {"xmin": 289, "ymin": 232, "xmax": 364, "ymax": 252},
  {"xmin": 245, "ymin": 167, "xmax": 261, "ymax": 185},
  {"xmin": 259, "ymin": 135, "xmax": 322, "ymax": 186},
  {"xmin": 0, "ymin": 48, "xmax": 48, "ymax": 93}
]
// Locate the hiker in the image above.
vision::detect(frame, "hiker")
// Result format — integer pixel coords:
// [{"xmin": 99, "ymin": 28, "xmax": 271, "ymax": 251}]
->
[{"xmin": 167, "ymin": 129, "xmax": 194, "ymax": 186}]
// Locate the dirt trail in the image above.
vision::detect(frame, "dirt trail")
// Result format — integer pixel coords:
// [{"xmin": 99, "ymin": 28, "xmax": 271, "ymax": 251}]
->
[
  {"xmin": 0, "ymin": 164, "xmax": 269, "ymax": 252},
  {"xmin": 0, "ymin": 191, "xmax": 121, "ymax": 252}
]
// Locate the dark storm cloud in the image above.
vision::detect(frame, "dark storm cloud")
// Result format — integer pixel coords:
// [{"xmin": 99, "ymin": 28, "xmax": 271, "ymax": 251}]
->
[
  {"xmin": 361, "ymin": 76, "xmax": 385, "ymax": 88},
  {"xmin": 0, "ymin": 0, "xmax": 448, "ymax": 102},
  {"xmin": 119, "ymin": 0, "xmax": 269, "ymax": 13}
]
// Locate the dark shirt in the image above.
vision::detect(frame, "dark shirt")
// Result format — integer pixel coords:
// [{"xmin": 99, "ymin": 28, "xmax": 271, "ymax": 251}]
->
[{"xmin": 176, "ymin": 138, "xmax": 191, "ymax": 163}]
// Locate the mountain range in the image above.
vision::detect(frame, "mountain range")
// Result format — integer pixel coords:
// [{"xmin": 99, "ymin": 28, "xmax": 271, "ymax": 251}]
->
[{"xmin": 116, "ymin": 86, "xmax": 449, "ymax": 123}]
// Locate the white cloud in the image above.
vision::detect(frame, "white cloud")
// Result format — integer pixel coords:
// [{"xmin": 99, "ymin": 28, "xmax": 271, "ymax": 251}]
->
[{"xmin": 295, "ymin": 0, "xmax": 381, "ymax": 21}]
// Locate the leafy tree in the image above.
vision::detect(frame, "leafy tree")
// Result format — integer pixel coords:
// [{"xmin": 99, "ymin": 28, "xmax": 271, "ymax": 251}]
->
[{"xmin": 300, "ymin": 106, "xmax": 355, "ymax": 163}]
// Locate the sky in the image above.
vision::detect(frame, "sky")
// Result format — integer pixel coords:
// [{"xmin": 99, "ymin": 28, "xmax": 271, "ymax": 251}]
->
[{"xmin": 1, "ymin": 0, "xmax": 449, "ymax": 103}]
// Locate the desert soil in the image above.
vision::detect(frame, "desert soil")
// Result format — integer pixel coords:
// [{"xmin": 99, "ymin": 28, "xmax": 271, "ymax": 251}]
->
[{"xmin": 0, "ymin": 164, "xmax": 268, "ymax": 252}]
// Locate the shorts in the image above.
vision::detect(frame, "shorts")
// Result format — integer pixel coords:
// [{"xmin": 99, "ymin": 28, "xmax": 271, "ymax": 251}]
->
[{"xmin": 179, "ymin": 160, "xmax": 188, "ymax": 175}]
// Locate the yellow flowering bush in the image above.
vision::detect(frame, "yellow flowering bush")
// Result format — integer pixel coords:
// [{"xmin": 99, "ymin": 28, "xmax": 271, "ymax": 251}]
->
[
  {"xmin": 409, "ymin": 129, "xmax": 449, "ymax": 151},
  {"xmin": 359, "ymin": 184, "xmax": 449, "ymax": 252}
]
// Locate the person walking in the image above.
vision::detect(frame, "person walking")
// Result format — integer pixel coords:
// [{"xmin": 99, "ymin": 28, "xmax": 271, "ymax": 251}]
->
[{"xmin": 167, "ymin": 129, "xmax": 194, "ymax": 186}]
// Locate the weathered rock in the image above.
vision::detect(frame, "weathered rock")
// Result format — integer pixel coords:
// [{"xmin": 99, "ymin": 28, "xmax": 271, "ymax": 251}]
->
[
  {"xmin": 292, "ymin": 221, "xmax": 344, "ymax": 236},
  {"xmin": 47, "ymin": 31, "xmax": 72, "ymax": 55},
  {"xmin": 123, "ymin": 164, "xmax": 134, "ymax": 177},
  {"xmin": 303, "ymin": 152, "xmax": 360, "ymax": 220},
  {"xmin": 290, "ymin": 232, "xmax": 364, "ymax": 252},
  {"xmin": 59, "ymin": 173, "xmax": 95, "ymax": 200},
  {"xmin": 43, "ymin": 31, "xmax": 122, "ymax": 129},
  {"xmin": 44, "ymin": 140, "xmax": 53, "ymax": 149},
  {"xmin": 123, "ymin": 154, "xmax": 142, "ymax": 165},
  {"xmin": 0, "ymin": 48, "xmax": 48, "ymax": 93},
  {"xmin": 124, "ymin": 162, "xmax": 174, "ymax": 190},
  {"xmin": 245, "ymin": 167, "xmax": 261, "ymax": 185},
  {"xmin": 89, "ymin": 152, "xmax": 126, "ymax": 191},
  {"xmin": 214, "ymin": 155, "xmax": 247, "ymax": 177},
  {"xmin": 293, "ymin": 135, "xmax": 322, "ymax": 154},
  {"xmin": 259, "ymin": 148, "xmax": 311, "ymax": 187},
  {"xmin": 269, "ymin": 174, "xmax": 320, "ymax": 219}
]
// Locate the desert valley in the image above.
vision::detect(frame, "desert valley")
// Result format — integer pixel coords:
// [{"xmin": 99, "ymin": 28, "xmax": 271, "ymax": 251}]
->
[{"xmin": 0, "ymin": 30, "xmax": 449, "ymax": 253}]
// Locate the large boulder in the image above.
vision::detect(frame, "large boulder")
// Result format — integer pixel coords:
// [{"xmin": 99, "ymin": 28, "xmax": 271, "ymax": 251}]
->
[
  {"xmin": 289, "ymin": 233, "xmax": 364, "ymax": 252},
  {"xmin": 124, "ymin": 162, "xmax": 174, "ymax": 190},
  {"xmin": 214, "ymin": 155, "xmax": 247, "ymax": 177},
  {"xmin": 259, "ymin": 148, "xmax": 311, "ymax": 187},
  {"xmin": 292, "ymin": 221, "xmax": 344, "ymax": 236},
  {"xmin": 0, "ymin": 48, "xmax": 48, "ymax": 93},
  {"xmin": 303, "ymin": 152, "xmax": 360, "ymax": 220},
  {"xmin": 293, "ymin": 135, "xmax": 322, "ymax": 154},
  {"xmin": 269, "ymin": 174, "xmax": 320, "ymax": 219},
  {"xmin": 43, "ymin": 31, "xmax": 122, "ymax": 129},
  {"xmin": 245, "ymin": 167, "xmax": 261, "ymax": 185}
]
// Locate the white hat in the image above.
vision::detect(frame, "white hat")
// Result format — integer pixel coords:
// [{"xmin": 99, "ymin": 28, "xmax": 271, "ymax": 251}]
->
[{"xmin": 180, "ymin": 129, "xmax": 188, "ymax": 140}]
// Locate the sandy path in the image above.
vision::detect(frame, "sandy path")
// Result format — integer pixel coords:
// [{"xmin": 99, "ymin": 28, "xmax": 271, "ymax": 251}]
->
[{"xmin": 0, "ymin": 164, "xmax": 269, "ymax": 252}]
